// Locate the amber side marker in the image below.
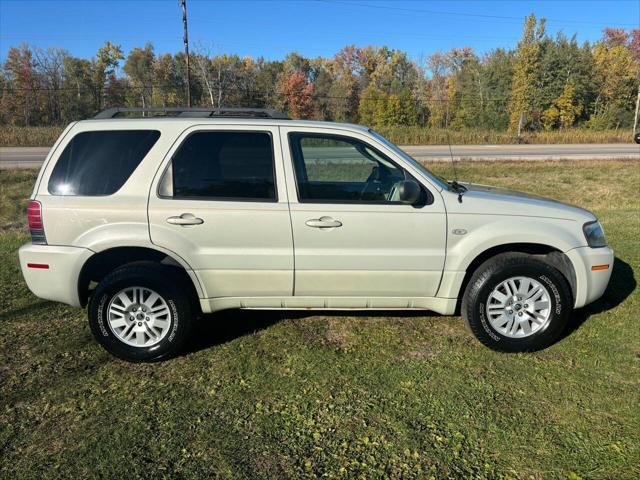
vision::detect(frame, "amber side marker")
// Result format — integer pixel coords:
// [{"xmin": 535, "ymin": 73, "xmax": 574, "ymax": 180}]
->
[
  {"xmin": 591, "ymin": 264, "xmax": 610, "ymax": 271},
  {"xmin": 27, "ymin": 263, "xmax": 49, "ymax": 269}
]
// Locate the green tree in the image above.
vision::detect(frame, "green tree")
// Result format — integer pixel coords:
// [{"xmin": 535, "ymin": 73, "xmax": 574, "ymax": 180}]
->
[
  {"xmin": 478, "ymin": 48, "xmax": 514, "ymax": 129},
  {"xmin": 153, "ymin": 53, "xmax": 186, "ymax": 107},
  {"xmin": 537, "ymin": 34, "xmax": 594, "ymax": 123},
  {"xmin": 509, "ymin": 14, "xmax": 546, "ymax": 131},
  {"xmin": 61, "ymin": 56, "xmax": 94, "ymax": 120},
  {"xmin": 124, "ymin": 43, "xmax": 155, "ymax": 110},
  {"xmin": 93, "ymin": 41, "xmax": 124, "ymax": 111},
  {"xmin": 369, "ymin": 47, "xmax": 419, "ymax": 95}
]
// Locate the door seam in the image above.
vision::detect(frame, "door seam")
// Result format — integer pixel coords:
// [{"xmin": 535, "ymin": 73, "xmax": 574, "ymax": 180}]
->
[{"xmin": 277, "ymin": 126, "xmax": 297, "ymax": 296}]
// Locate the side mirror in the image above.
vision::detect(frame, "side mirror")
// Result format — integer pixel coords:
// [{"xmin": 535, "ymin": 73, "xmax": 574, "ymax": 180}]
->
[{"xmin": 397, "ymin": 180, "xmax": 422, "ymax": 205}]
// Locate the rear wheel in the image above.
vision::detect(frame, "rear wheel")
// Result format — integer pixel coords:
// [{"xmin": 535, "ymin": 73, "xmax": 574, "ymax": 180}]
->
[
  {"xmin": 462, "ymin": 253, "xmax": 572, "ymax": 352},
  {"xmin": 88, "ymin": 264, "xmax": 192, "ymax": 362}
]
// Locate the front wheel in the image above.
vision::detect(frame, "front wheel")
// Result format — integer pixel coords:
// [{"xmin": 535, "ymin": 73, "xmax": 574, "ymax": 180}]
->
[
  {"xmin": 88, "ymin": 264, "xmax": 193, "ymax": 362},
  {"xmin": 462, "ymin": 253, "xmax": 572, "ymax": 352}
]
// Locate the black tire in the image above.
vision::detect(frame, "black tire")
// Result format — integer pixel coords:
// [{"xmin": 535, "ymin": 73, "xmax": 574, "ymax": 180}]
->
[
  {"xmin": 462, "ymin": 253, "xmax": 572, "ymax": 352},
  {"xmin": 88, "ymin": 263, "xmax": 192, "ymax": 362}
]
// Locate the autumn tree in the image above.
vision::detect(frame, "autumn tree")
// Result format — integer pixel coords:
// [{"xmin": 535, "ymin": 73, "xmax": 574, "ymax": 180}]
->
[
  {"xmin": 281, "ymin": 71, "xmax": 314, "ymax": 118},
  {"xmin": 0, "ymin": 23, "xmax": 637, "ymax": 130},
  {"xmin": 590, "ymin": 34, "xmax": 636, "ymax": 128},
  {"xmin": 329, "ymin": 46, "xmax": 368, "ymax": 121},
  {"xmin": 542, "ymin": 80, "xmax": 582, "ymax": 129},
  {"xmin": 424, "ymin": 51, "xmax": 451, "ymax": 128},
  {"xmin": 358, "ymin": 85, "xmax": 386, "ymax": 126},
  {"xmin": 1, "ymin": 44, "xmax": 41, "ymax": 125}
]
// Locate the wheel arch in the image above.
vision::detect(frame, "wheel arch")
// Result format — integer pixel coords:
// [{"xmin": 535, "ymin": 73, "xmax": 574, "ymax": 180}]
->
[
  {"xmin": 77, "ymin": 246, "xmax": 203, "ymax": 310},
  {"xmin": 455, "ymin": 242, "xmax": 577, "ymax": 313}
]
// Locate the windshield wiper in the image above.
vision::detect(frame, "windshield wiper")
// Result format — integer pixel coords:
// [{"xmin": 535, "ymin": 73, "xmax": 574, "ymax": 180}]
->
[{"xmin": 448, "ymin": 180, "xmax": 467, "ymax": 203}]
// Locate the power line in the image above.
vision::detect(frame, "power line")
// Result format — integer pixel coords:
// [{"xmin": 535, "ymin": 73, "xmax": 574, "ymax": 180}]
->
[
  {"xmin": 317, "ymin": 0, "xmax": 639, "ymax": 28},
  {"xmin": 0, "ymin": 84, "xmax": 516, "ymax": 102}
]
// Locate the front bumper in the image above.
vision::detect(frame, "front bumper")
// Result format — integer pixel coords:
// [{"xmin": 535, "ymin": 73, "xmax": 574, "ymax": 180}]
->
[
  {"xmin": 19, "ymin": 243, "xmax": 93, "ymax": 307},
  {"xmin": 565, "ymin": 245, "xmax": 614, "ymax": 308}
]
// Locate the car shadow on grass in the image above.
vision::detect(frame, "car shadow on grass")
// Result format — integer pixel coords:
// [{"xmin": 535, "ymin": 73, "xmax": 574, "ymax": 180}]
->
[
  {"xmin": 563, "ymin": 256, "xmax": 636, "ymax": 338},
  {"xmin": 181, "ymin": 309, "xmax": 290, "ymax": 355},
  {"xmin": 181, "ymin": 308, "xmax": 430, "ymax": 356},
  {"xmin": 181, "ymin": 256, "xmax": 635, "ymax": 355},
  {"xmin": 0, "ymin": 299, "xmax": 51, "ymax": 323}
]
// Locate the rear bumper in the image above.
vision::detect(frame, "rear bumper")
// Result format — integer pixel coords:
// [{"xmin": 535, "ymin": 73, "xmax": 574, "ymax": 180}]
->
[
  {"xmin": 19, "ymin": 243, "xmax": 93, "ymax": 307},
  {"xmin": 566, "ymin": 245, "xmax": 614, "ymax": 308}
]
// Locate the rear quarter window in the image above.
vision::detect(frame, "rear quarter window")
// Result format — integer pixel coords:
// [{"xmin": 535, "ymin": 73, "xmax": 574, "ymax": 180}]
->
[{"xmin": 48, "ymin": 130, "xmax": 160, "ymax": 196}]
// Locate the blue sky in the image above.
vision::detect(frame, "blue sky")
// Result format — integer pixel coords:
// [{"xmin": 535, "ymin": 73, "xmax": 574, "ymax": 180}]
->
[{"xmin": 1, "ymin": 0, "xmax": 638, "ymax": 63}]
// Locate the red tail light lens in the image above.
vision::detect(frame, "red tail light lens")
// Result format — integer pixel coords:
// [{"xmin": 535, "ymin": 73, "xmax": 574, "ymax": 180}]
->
[{"xmin": 27, "ymin": 200, "xmax": 47, "ymax": 244}]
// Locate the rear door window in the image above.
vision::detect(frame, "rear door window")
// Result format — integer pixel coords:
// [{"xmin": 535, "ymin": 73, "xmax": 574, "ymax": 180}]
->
[
  {"xmin": 48, "ymin": 130, "xmax": 160, "ymax": 196},
  {"xmin": 162, "ymin": 131, "xmax": 277, "ymax": 201}
]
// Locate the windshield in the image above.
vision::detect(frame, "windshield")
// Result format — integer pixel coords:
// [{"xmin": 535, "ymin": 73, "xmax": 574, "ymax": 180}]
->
[{"xmin": 368, "ymin": 129, "xmax": 450, "ymax": 190}]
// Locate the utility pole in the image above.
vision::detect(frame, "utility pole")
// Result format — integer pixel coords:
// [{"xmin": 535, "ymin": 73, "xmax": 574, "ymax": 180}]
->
[
  {"xmin": 517, "ymin": 113, "xmax": 524, "ymax": 140},
  {"xmin": 633, "ymin": 83, "xmax": 640, "ymax": 138},
  {"xmin": 181, "ymin": 0, "xmax": 191, "ymax": 107}
]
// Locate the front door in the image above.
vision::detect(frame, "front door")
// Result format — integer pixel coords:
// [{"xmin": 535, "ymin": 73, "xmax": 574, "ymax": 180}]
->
[
  {"xmin": 281, "ymin": 128, "xmax": 446, "ymax": 299},
  {"xmin": 148, "ymin": 126, "xmax": 293, "ymax": 299}
]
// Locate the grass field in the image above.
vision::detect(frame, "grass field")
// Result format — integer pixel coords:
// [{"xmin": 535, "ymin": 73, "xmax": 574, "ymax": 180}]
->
[
  {"xmin": 376, "ymin": 126, "xmax": 636, "ymax": 146},
  {"xmin": 0, "ymin": 124, "xmax": 635, "ymax": 147},
  {"xmin": 1, "ymin": 160, "xmax": 638, "ymax": 479}
]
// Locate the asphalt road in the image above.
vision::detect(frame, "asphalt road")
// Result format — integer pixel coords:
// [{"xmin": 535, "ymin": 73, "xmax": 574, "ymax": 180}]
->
[
  {"xmin": 402, "ymin": 143, "xmax": 640, "ymax": 161},
  {"xmin": 0, "ymin": 143, "xmax": 638, "ymax": 169}
]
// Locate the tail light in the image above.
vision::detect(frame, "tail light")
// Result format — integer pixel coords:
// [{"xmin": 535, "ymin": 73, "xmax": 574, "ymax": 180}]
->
[{"xmin": 27, "ymin": 200, "xmax": 47, "ymax": 245}]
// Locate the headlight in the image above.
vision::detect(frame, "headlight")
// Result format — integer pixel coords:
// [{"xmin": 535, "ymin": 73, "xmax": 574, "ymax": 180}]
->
[{"xmin": 583, "ymin": 221, "xmax": 607, "ymax": 248}]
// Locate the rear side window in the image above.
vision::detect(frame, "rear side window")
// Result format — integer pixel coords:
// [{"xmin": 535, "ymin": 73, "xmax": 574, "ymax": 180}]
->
[
  {"xmin": 164, "ymin": 131, "xmax": 276, "ymax": 201},
  {"xmin": 48, "ymin": 130, "xmax": 160, "ymax": 196}
]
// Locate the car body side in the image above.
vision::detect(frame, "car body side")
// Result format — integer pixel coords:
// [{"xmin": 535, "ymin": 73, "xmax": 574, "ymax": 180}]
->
[{"xmin": 18, "ymin": 118, "xmax": 613, "ymax": 315}]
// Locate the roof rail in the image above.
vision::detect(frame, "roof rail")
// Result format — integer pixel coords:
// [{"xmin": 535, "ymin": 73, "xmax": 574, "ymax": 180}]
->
[{"xmin": 93, "ymin": 107, "xmax": 290, "ymax": 120}]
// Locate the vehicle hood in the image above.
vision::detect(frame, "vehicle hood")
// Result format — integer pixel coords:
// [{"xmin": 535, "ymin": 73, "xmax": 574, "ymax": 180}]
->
[{"xmin": 451, "ymin": 182, "xmax": 597, "ymax": 222}]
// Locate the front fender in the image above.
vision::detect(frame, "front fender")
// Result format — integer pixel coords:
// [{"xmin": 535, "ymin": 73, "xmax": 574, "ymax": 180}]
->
[{"xmin": 445, "ymin": 215, "xmax": 586, "ymax": 272}]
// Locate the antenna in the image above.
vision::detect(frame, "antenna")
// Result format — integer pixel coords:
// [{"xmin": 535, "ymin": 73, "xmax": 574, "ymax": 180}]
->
[
  {"xmin": 445, "ymin": 102, "xmax": 465, "ymax": 203},
  {"xmin": 445, "ymin": 102, "xmax": 458, "ymax": 182}
]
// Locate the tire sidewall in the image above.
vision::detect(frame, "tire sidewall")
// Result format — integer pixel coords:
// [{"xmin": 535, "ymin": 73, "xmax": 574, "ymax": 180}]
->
[
  {"xmin": 469, "ymin": 260, "xmax": 571, "ymax": 351},
  {"xmin": 89, "ymin": 269, "xmax": 190, "ymax": 362}
]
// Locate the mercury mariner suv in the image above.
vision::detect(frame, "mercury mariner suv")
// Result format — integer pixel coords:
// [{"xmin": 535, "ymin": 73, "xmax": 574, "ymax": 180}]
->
[{"xmin": 19, "ymin": 107, "xmax": 614, "ymax": 362}]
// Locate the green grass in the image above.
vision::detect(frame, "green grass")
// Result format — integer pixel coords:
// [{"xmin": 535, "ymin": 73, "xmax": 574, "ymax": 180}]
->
[
  {"xmin": 1, "ymin": 161, "xmax": 639, "ymax": 479},
  {"xmin": 0, "ymin": 125, "xmax": 635, "ymax": 147}
]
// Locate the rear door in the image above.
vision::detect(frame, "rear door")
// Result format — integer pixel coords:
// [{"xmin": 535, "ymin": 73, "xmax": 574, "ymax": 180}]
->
[
  {"xmin": 148, "ymin": 125, "xmax": 294, "ymax": 299},
  {"xmin": 280, "ymin": 127, "xmax": 447, "ymax": 300}
]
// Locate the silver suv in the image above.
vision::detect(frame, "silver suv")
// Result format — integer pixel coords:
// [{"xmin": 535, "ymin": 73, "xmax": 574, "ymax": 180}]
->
[{"xmin": 19, "ymin": 108, "xmax": 613, "ymax": 361}]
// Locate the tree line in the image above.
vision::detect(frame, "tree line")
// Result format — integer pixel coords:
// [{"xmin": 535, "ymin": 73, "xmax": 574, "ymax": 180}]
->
[{"xmin": 1, "ymin": 14, "xmax": 638, "ymax": 132}]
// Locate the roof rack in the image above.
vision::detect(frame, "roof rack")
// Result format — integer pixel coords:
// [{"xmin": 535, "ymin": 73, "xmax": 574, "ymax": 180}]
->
[{"xmin": 93, "ymin": 107, "xmax": 290, "ymax": 120}]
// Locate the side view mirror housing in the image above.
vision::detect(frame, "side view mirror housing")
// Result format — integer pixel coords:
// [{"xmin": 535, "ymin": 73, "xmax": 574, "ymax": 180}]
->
[{"xmin": 397, "ymin": 180, "xmax": 422, "ymax": 205}]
